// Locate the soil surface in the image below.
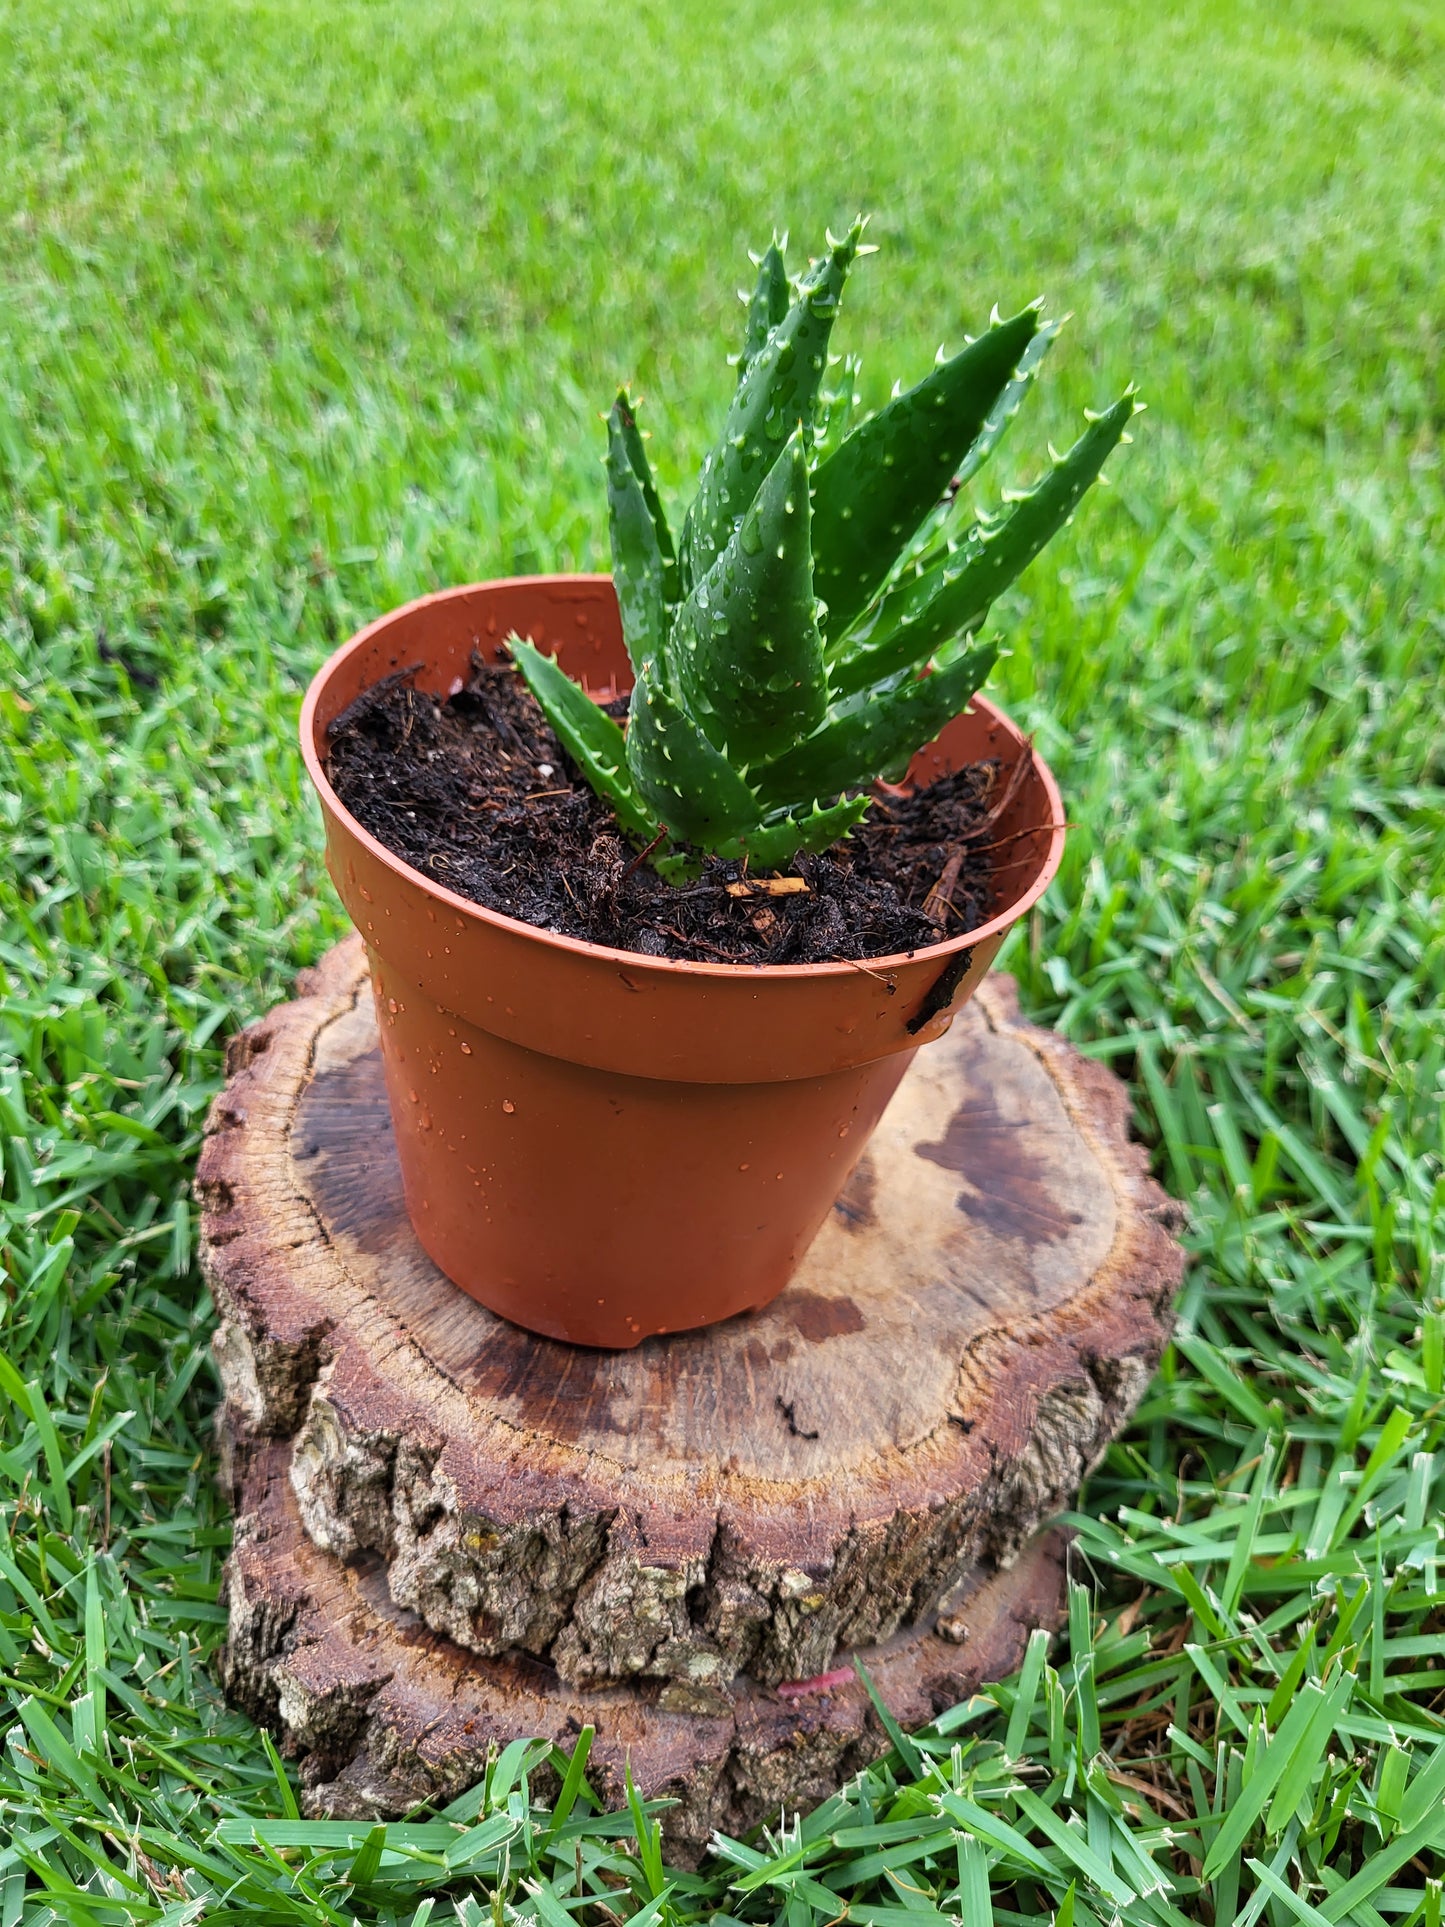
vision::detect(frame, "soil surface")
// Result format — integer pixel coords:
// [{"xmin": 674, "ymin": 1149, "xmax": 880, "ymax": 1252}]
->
[{"xmin": 325, "ymin": 659, "xmax": 1002, "ymax": 966}]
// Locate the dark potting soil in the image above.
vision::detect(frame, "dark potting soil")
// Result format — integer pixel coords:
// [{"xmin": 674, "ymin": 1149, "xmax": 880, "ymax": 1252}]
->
[{"xmin": 325, "ymin": 660, "xmax": 1005, "ymax": 966}]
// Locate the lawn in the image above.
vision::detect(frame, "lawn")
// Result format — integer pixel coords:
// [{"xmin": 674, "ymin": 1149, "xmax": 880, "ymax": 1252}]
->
[{"xmin": 1, "ymin": 0, "xmax": 1443, "ymax": 1917}]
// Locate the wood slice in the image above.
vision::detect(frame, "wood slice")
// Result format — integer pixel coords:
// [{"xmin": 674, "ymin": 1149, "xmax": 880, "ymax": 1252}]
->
[
  {"xmin": 218, "ymin": 1427, "xmax": 1070, "ymax": 1859},
  {"xmin": 200, "ymin": 937, "xmax": 1182, "ymax": 1709}
]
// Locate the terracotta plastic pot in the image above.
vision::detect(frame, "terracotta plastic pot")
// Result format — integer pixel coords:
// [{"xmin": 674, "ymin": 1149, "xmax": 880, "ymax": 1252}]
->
[{"xmin": 300, "ymin": 576, "xmax": 1065, "ymax": 1348}]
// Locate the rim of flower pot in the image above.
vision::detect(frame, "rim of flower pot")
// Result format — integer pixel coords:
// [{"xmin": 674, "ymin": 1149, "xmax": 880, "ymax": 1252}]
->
[{"xmin": 299, "ymin": 577, "xmax": 1067, "ymax": 982}]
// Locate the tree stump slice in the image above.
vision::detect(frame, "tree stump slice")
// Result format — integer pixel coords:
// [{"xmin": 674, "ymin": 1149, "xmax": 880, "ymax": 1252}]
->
[
  {"xmin": 218, "ymin": 1428, "xmax": 1070, "ymax": 1858},
  {"xmin": 202, "ymin": 937, "xmax": 1182, "ymax": 1717}
]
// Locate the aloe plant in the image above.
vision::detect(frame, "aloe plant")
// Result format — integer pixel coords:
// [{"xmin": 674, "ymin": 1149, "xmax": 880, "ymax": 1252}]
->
[{"xmin": 512, "ymin": 220, "xmax": 1138, "ymax": 875}]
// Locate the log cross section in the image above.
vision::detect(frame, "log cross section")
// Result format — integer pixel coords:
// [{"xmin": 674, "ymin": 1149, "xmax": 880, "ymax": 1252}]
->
[{"xmin": 201, "ymin": 936, "xmax": 1181, "ymax": 1732}]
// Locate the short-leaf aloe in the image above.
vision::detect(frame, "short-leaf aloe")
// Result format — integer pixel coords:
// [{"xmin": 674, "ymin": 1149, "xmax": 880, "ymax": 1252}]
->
[{"xmin": 511, "ymin": 219, "xmax": 1139, "ymax": 878}]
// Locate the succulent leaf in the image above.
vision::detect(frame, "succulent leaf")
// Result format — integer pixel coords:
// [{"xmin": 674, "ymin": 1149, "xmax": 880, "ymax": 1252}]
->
[
  {"xmin": 810, "ymin": 307, "xmax": 1040, "ymax": 637},
  {"xmin": 836, "ymin": 317, "xmax": 1061, "ymax": 622},
  {"xmin": 509, "ymin": 636, "xmax": 662, "ymax": 843},
  {"xmin": 605, "ymin": 394, "xmax": 669, "ymax": 675},
  {"xmin": 822, "ymin": 318, "xmax": 1062, "ymax": 657},
  {"xmin": 611, "ymin": 390, "xmax": 680, "ymax": 610},
  {"xmin": 738, "ymin": 240, "xmax": 790, "ymax": 385},
  {"xmin": 826, "ymin": 534, "xmax": 985, "ymax": 697},
  {"xmin": 722, "ymin": 794, "xmax": 873, "ymax": 867},
  {"xmin": 951, "ymin": 315, "xmax": 1062, "ymax": 491},
  {"xmin": 828, "ymin": 392, "xmax": 1137, "ymax": 697},
  {"xmin": 673, "ymin": 428, "xmax": 828, "ymax": 766},
  {"xmin": 752, "ymin": 636, "xmax": 999, "ymax": 807},
  {"xmin": 625, "ymin": 660, "xmax": 763, "ymax": 846},
  {"xmin": 682, "ymin": 218, "xmax": 863, "ymax": 588}
]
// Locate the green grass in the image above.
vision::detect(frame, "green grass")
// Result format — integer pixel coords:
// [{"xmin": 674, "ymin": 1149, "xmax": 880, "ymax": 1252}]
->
[{"xmin": 1, "ymin": 0, "xmax": 1443, "ymax": 1918}]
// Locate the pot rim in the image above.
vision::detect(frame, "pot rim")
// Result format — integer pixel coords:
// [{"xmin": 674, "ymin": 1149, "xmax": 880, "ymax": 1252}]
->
[{"xmin": 299, "ymin": 575, "xmax": 1067, "ymax": 983}]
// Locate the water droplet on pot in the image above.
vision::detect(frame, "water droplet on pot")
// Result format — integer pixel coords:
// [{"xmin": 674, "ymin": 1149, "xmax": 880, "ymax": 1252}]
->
[{"xmin": 502, "ymin": 1099, "xmax": 515, "ymax": 1114}]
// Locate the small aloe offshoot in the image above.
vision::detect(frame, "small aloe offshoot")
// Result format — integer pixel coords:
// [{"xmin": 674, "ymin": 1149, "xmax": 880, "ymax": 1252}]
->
[{"xmin": 512, "ymin": 219, "xmax": 1139, "ymax": 878}]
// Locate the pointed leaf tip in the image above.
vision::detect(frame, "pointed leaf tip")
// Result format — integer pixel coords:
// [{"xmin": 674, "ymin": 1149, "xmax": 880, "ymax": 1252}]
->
[
  {"xmin": 684, "ymin": 226, "xmax": 861, "ymax": 581},
  {"xmin": 737, "ymin": 240, "xmax": 791, "ymax": 386},
  {"xmin": 607, "ymin": 389, "xmax": 679, "ymax": 622},
  {"xmin": 811, "ymin": 305, "xmax": 1042, "ymax": 636},
  {"xmin": 829, "ymin": 395, "xmax": 1133, "ymax": 697}
]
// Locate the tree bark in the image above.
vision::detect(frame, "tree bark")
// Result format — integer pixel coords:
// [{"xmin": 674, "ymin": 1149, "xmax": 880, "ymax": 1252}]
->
[{"xmin": 219, "ymin": 1429, "xmax": 1071, "ymax": 1860}]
